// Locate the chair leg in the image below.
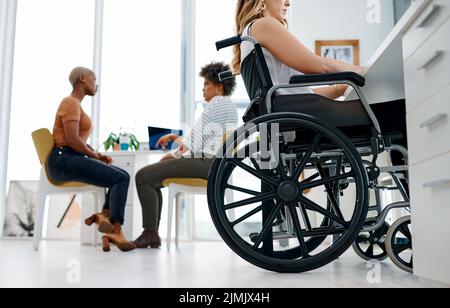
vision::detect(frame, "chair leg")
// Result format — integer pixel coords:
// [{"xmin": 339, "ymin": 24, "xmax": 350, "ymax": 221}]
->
[
  {"xmin": 167, "ymin": 187, "xmax": 176, "ymax": 251},
  {"xmin": 33, "ymin": 188, "xmax": 48, "ymax": 251},
  {"xmin": 175, "ymin": 193, "xmax": 182, "ymax": 248},
  {"xmin": 92, "ymin": 192, "xmax": 100, "ymax": 247}
]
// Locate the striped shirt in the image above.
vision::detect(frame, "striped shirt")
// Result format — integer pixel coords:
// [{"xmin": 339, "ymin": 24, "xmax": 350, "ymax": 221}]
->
[{"xmin": 184, "ymin": 96, "xmax": 238, "ymax": 157}]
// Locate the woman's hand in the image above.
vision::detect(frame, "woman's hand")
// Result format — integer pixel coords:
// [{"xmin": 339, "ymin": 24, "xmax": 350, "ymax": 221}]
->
[
  {"xmin": 160, "ymin": 153, "xmax": 176, "ymax": 162},
  {"xmin": 97, "ymin": 153, "xmax": 113, "ymax": 165},
  {"xmin": 156, "ymin": 134, "xmax": 179, "ymax": 149},
  {"xmin": 355, "ymin": 65, "xmax": 368, "ymax": 76}
]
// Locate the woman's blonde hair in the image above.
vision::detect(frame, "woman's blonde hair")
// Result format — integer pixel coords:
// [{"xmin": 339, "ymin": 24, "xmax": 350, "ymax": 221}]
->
[{"xmin": 232, "ymin": 0, "xmax": 287, "ymax": 73}]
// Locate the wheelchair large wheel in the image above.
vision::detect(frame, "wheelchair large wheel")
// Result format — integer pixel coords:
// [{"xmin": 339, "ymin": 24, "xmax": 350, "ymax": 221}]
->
[
  {"xmin": 352, "ymin": 217, "xmax": 390, "ymax": 261},
  {"xmin": 208, "ymin": 113, "xmax": 369, "ymax": 273},
  {"xmin": 386, "ymin": 216, "xmax": 413, "ymax": 273}
]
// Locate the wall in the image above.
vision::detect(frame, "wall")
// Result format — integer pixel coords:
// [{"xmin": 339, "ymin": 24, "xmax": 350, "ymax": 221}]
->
[
  {"xmin": 291, "ymin": 0, "xmax": 395, "ymax": 65},
  {"xmin": 0, "ymin": 0, "xmax": 7, "ymax": 85},
  {"xmin": 0, "ymin": 0, "xmax": 8, "ymax": 237}
]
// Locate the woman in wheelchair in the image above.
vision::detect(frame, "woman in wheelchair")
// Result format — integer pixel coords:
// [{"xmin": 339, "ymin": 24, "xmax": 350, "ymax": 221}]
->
[
  {"xmin": 233, "ymin": 0, "xmax": 365, "ymax": 99},
  {"xmin": 47, "ymin": 67, "xmax": 135, "ymax": 252},
  {"xmin": 133, "ymin": 62, "xmax": 239, "ymax": 249},
  {"xmin": 204, "ymin": 0, "xmax": 411, "ymax": 273}
]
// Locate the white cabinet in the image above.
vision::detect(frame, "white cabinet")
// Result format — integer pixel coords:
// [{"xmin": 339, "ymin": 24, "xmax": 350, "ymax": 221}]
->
[
  {"xmin": 81, "ymin": 152, "xmax": 163, "ymax": 244},
  {"xmin": 409, "ymin": 154, "xmax": 450, "ymax": 284},
  {"xmin": 403, "ymin": 0, "xmax": 450, "ymax": 285}
]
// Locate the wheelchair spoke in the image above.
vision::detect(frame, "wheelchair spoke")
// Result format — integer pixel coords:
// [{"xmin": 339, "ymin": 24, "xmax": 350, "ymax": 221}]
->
[
  {"xmin": 315, "ymin": 163, "xmax": 345, "ymax": 221},
  {"xmin": 293, "ymin": 132, "xmax": 322, "ymax": 181},
  {"xmin": 302, "ymin": 172, "xmax": 320, "ymax": 183},
  {"xmin": 366, "ymin": 244, "xmax": 375, "ymax": 257},
  {"xmin": 393, "ymin": 243, "xmax": 411, "ymax": 254},
  {"xmin": 297, "ymin": 195, "xmax": 348, "ymax": 227},
  {"xmin": 356, "ymin": 234, "xmax": 370, "ymax": 244},
  {"xmin": 296, "ymin": 201, "xmax": 312, "ymax": 231},
  {"xmin": 379, "ymin": 243, "xmax": 387, "ymax": 254},
  {"xmin": 252, "ymin": 201, "xmax": 286, "ymax": 250},
  {"xmin": 250, "ymin": 157, "xmax": 261, "ymax": 172},
  {"xmin": 229, "ymin": 159, "xmax": 278, "ymax": 187},
  {"xmin": 224, "ymin": 184, "xmax": 259, "ymax": 196},
  {"xmin": 231, "ymin": 205, "xmax": 263, "ymax": 227},
  {"xmin": 298, "ymin": 172, "xmax": 354, "ymax": 191},
  {"xmin": 288, "ymin": 206, "xmax": 310, "ymax": 258},
  {"xmin": 223, "ymin": 192, "xmax": 278, "ymax": 210},
  {"xmin": 399, "ymin": 225, "xmax": 412, "ymax": 240}
]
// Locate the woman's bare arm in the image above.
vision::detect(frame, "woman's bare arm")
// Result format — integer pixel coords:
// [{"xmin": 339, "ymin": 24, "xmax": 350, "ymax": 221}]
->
[
  {"xmin": 314, "ymin": 84, "xmax": 350, "ymax": 99},
  {"xmin": 63, "ymin": 121, "xmax": 100, "ymax": 159},
  {"xmin": 251, "ymin": 17, "xmax": 364, "ymax": 75}
]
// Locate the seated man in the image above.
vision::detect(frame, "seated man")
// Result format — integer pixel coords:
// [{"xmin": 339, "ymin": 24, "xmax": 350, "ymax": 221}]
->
[{"xmin": 134, "ymin": 62, "xmax": 239, "ymax": 248}]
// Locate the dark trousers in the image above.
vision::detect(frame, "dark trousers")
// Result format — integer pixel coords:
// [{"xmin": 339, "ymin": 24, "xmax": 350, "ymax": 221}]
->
[
  {"xmin": 47, "ymin": 147, "xmax": 130, "ymax": 225},
  {"xmin": 135, "ymin": 157, "xmax": 214, "ymax": 230}
]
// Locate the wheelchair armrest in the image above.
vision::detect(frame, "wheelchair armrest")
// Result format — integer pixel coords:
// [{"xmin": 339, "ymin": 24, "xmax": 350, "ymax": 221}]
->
[{"xmin": 289, "ymin": 72, "xmax": 365, "ymax": 88}]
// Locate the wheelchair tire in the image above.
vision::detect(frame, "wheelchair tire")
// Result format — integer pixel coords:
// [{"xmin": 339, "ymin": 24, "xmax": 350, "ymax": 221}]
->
[
  {"xmin": 208, "ymin": 113, "xmax": 369, "ymax": 273},
  {"xmin": 386, "ymin": 216, "xmax": 413, "ymax": 273},
  {"xmin": 352, "ymin": 217, "xmax": 390, "ymax": 261}
]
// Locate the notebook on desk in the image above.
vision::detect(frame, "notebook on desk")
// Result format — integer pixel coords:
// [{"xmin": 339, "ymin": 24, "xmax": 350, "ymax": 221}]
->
[{"xmin": 148, "ymin": 126, "xmax": 183, "ymax": 150}]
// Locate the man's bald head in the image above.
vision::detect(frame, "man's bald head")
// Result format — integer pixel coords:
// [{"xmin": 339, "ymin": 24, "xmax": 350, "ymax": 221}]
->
[{"xmin": 69, "ymin": 67, "xmax": 94, "ymax": 87}]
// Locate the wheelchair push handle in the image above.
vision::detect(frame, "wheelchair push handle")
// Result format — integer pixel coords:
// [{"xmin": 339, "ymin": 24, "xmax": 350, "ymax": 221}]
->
[
  {"xmin": 218, "ymin": 70, "xmax": 237, "ymax": 81},
  {"xmin": 216, "ymin": 35, "xmax": 242, "ymax": 51}
]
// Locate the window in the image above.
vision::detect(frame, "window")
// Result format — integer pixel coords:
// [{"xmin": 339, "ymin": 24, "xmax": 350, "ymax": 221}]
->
[
  {"xmin": 195, "ymin": 0, "xmax": 249, "ymax": 104},
  {"xmin": 194, "ymin": 0, "xmax": 251, "ymax": 240},
  {"xmin": 7, "ymin": 0, "xmax": 95, "ymax": 182},
  {"xmin": 100, "ymin": 0, "xmax": 182, "ymax": 144}
]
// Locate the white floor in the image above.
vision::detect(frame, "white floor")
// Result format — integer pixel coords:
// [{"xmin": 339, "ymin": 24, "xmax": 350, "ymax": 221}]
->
[{"xmin": 0, "ymin": 239, "xmax": 446, "ymax": 288}]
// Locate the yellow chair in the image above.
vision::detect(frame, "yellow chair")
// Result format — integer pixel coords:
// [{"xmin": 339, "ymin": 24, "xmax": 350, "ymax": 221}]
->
[
  {"xmin": 163, "ymin": 178, "xmax": 208, "ymax": 250},
  {"xmin": 163, "ymin": 132, "xmax": 235, "ymax": 250},
  {"xmin": 31, "ymin": 129, "xmax": 104, "ymax": 251}
]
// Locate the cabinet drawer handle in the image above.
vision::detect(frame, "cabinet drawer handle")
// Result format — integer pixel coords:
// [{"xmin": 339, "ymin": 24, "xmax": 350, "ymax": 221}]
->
[
  {"xmin": 420, "ymin": 113, "xmax": 448, "ymax": 128},
  {"xmin": 416, "ymin": 4, "xmax": 442, "ymax": 29},
  {"xmin": 423, "ymin": 179, "xmax": 450, "ymax": 189},
  {"xmin": 418, "ymin": 51, "xmax": 444, "ymax": 71}
]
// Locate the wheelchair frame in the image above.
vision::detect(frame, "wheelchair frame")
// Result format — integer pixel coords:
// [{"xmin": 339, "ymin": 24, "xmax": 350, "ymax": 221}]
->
[{"xmin": 209, "ymin": 34, "xmax": 412, "ymax": 273}]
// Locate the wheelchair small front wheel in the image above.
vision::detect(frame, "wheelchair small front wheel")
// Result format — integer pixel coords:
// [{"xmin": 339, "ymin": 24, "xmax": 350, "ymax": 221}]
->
[
  {"xmin": 352, "ymin": 217, "xmax": 390, "ymax": 261},
  {"xmin": 207, "ymin": 113, "xmax": 369, "ymax": 273},
  {"xmin": 386, "ymin": 216, "xmax": 413, "ymax": 273}
]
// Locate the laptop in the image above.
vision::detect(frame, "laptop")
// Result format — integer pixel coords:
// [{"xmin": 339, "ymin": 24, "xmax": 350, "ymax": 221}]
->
[{"xmin": 148, "ymin": 126, "xmax": 183, "ymax": 150}]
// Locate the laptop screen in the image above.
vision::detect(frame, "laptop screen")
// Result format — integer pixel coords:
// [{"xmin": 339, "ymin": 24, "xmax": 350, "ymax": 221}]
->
[{"xmin": 148, "ymin": 126, "xmax": 183, "ymax": 150}]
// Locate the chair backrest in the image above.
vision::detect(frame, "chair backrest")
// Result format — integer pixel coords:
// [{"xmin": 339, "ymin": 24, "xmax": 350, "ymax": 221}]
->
[{"xmin": 31, "ymin": 128, "xmax": 54, "ymax": 166}]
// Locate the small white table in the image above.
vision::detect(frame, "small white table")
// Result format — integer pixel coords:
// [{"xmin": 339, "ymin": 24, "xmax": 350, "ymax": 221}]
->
[{"xmin": 81, "ymin": 150, "xmax": 165, "ymax": 245}]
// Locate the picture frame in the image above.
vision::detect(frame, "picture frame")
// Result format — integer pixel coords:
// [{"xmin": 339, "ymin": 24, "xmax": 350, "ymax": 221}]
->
[
  {"xmin": 315, "ymin": 40, "xmax": 360, "ymax": 65},
  {"xmin": 3, "ymin": 181, "xmax": 38, "ymax": 238}
]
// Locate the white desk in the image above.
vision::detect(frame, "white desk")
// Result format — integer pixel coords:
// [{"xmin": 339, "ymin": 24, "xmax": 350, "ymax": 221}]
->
[
  {"xmin": 345, "ymin": 0, "xmax": 433, "ymax": 104},
  {"xmin": 81, "ymin": 150, "xmax": 165, "ymax": 244}
]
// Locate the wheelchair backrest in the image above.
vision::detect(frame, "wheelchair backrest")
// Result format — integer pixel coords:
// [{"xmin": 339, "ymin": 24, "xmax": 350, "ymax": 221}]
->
[{"xmin": 240, "ymin": 44, "xmax": 274, "ymax": 122}]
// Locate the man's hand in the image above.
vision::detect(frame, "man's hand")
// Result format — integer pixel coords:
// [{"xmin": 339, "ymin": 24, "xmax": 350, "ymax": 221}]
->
[{"xmin": 156, "ymin": 134, "xmax": 179, "ymax": 149}]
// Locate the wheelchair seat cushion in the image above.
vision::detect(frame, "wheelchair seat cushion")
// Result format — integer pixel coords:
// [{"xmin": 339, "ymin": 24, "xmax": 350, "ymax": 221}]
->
[{"xmin": 272, "ymin": 93, "xmax": 372, "ymax": 128}]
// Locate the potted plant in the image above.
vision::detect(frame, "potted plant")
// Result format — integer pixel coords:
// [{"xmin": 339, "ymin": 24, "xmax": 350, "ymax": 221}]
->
[
  {"xmin": 103, "ymin": 131, "xmax": 140, "ymax": 152},
  {"xmin": 103, "ymin": 133, "xmax": 120, "ymax": 152}
]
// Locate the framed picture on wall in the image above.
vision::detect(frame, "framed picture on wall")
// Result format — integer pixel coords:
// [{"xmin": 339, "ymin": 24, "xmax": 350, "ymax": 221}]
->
[{"xmin": 315, "ymin": 40, "xmax": 360, "ymax": 65}]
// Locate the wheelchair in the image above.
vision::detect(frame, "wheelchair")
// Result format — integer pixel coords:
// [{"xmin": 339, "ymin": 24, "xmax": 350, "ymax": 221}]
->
[{"xmin": 207, "ymin": 35, "xmax": 413, "ymax": 273}]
